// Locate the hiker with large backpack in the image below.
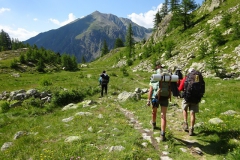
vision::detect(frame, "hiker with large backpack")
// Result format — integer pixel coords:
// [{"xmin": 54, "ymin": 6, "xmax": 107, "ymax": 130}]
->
[
  {"xmin": 147, "ymin": 62, "xmax": 172, "ymax": 141},
  {"xmin": 100, "ymin": 70, "xmax": 110, "ymax": 97},
  {"xmin": 178, "ymin": 68, "xmax": 205, "ymax": 136}
]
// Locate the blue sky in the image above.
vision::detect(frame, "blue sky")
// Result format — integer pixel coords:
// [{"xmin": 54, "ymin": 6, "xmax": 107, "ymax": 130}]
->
[{"xmin": 0, "ymin": 0, "xmax": 203, "ymax": 41}]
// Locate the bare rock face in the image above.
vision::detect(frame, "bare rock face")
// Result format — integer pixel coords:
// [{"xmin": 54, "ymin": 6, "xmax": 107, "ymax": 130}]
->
[
  {"xmin": 198, "ymin": 0, "xmax": 225, "ymax": 14},
  {"xmin": 208, "ymin": 0, "xmax": 224, "ymax": 12},
  {"xmin": 152, "ymin": 14, "xmax": 173, "ymax": 42}
]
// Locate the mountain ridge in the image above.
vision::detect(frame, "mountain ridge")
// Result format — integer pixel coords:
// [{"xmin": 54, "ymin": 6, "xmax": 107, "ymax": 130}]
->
[{"xmin": 24, "ymin": 11, "xmax": 152, "ymax": 62}]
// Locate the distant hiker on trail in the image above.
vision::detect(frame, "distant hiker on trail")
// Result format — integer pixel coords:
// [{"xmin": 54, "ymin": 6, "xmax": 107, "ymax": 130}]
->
[
  {"xmin": 155, "ymin": 61, "xmax": 167, "ymax": 74},
  {"xmin": 100, "ymin": 70, "xmax": 110, "ymax": 97},
  {"xmin": 147, "ymin": 61, "xmax": 171, "ymax": 141},
  {"xmin": 175, "ymin": 68, "xmax": 183, "ymax": 87},
  {"xmin": 178, "ymin": 68, "xmax": 205, "ymax": 136}
]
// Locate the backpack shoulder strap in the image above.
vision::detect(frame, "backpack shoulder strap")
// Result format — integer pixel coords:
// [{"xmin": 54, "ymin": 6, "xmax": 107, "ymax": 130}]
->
[
  {"xmin": 158, "ymin": 76, "xmax": 163, "ymax": 101},
  {"xmin": 168, "ymin": 74, "xmax": 172, "ymax": 102}
]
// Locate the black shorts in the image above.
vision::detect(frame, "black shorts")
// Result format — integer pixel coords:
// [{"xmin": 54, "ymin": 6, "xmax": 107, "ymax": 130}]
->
[{"xmin": 151, "ymin": 97, "xmax": 169, "ymax": 108}]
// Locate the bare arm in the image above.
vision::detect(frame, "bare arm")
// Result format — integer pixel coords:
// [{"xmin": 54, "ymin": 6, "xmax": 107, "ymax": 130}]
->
[{"xmin": 147, "ymin": 86, "xmax": 153, "ymax": 106}]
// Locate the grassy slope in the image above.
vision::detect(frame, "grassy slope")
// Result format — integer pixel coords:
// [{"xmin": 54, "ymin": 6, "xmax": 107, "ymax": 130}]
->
[
  {"xmin": 1, "ymin": 1, "xmax": 240, "ymax": 159},
  {"xmin": 153, "ymin": 0, "xmax": 240, "ymax": 74},
  {"xmin": 0, "ymin": 47, "xmax": 240, "ymax": 159}
]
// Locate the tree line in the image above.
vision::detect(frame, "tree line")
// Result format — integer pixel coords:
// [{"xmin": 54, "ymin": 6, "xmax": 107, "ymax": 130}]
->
[
  {"xmin": 0, "ymin": 29, "xmax": 26, "ymax": 51},
  {"xmin": 0, "ymin": 29, "xmax": 78, "ymax": 72},
  {"xmin": 10, "ymin": 45, "xmax": 78, "ymax": 72},
  {"xmin": 153, "ymin": 0, "xmax": 199, "ymax": 31}
]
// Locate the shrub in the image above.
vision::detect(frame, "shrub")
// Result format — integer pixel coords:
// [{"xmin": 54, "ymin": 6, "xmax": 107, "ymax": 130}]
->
[
  {"xmin": 1, "ymin": 102, "xmax": 10, "ymax": 113},
  {"xmin": 226, "ymin": 148, "xmax": 240, "ymax": 160},
  {"xmin": 127, "ymin": 59, "xmax": 133, "ymax": 66},
  {"xmin": 10, "ymin": 59, "xmax": 18, "ymax": 69},
  {"xmin": 165, "ymin": 40, "xmax": 174, "ymax": 59},
  {"xmin": 121, "ymin": 67, "xmax": 129, "ymax": 76},
  {"xmin": 205, "ymin": 24, "xmax": 211, "ymax": 36},
  {"xmin": 198, "ymin": 42, "xmax": 208, "ymax": 60},
  {"xmin": 79, "ymin": 72, "xmax": 84, "ymax": 78},
  {"xmin": 37, "ymin": 58, "xmax": 45, "ymax": 72},
  {"xmin": 51, "ymin": 89, "xmax": 85, "ymax": 107},
  {"xmin": 19, "ymin": 53, "xmax": 26, "ymax": 63},
  {"xmin": 109, "ymin": 72, "xmax": 117, "ymax": 77},
  {"xmin": 231, "ymin": 22, "xmax": 240, "ymax": 40},
  {"xmin": 85, "ymin": 86, "xmax": 100, "ymax": 96},
  {"xmin": 22, "ymin": 97, "xmax": 43, "ymax": 108},
  {"xmin": 221, "ymin": 12, "xmax": 232, "ymax": 29},
  {"xmin": 165, "ymin": 51, "xmax": 172, "ymax": 60},
  {"xmin": 40, "ymin": 78, "xmax": 52, "ymax": 86},
  {"xmin": 212, "ymin": 28, "xmax": 225, "ymax": 46}
]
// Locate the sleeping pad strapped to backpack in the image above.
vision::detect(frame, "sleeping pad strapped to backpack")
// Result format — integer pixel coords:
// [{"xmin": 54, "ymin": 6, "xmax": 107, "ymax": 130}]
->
[{"xmin": 152, "ymin": 72, "xmax": 172, "ymax": 102}]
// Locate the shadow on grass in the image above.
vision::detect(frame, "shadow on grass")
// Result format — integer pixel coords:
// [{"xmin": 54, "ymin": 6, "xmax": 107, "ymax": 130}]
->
[{"xmin": 174, "ymin": 129, "xmax": 240, "ymax": 156}]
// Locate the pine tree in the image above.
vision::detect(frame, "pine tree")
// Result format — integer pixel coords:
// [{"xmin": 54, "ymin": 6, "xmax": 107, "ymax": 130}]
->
[
  {"xmin": 180, "ymin": 0, "xmax": 197, "ymax": 30},
  {"xmin": 0, "ymin": 29, "xmax": 12, "ymax": 51},
  {"xmin": 169, "ymin": 0, "xmax": 181, "ymax": 30},
  {"xmin": 37, "ymin": 58, "xmax": 45, "ymax": 72},
  {"xmin": 114, "ymin": 38, "xmax": 124, "ymax": 48},
  {"xmin": 221, "ymin": 12, "xmax": 232, "ymax": 29},
  {"xmin": 81, "ymin": 55, "xmax": 86, "ymax": 63},
  {"xmin": 232, "ymin": 22, "xmax": 240, "ymax": 40},
  {"xmin": 169, "ymin": 0, "xmax": 180, "ymax": 12},
  {"xmin": 169, "ymin": 0, "xmax": 197, "ymax": 30},
  {"xmin": 212, "ymin": 28, "xmax": 225, "ymax": 46},
  {"xmin": 71, "ymin": 56, "xmax": 78, "ymax": 71},
  {"xmin": 125, "ymin": 23, "xmax": 134, "ymax": 58},
  {"xmin": 101, "ymin": 39, "xmax": 109, "ymax": 56},
  {"xmin": 153, "ymin": 10, "xmax": 162, "ymax": 31},
  {"xmin": 160, "ymin": 0, "xmax": 169, "ymax": 18},
  {"xmin": 155, "ymin": 0, "xmax": 169, "ymax": 31}
]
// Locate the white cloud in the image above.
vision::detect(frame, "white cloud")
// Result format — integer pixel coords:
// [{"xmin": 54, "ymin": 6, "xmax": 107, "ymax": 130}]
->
[
  {"xmin": 0, "ymin": 8, "xmax": 10, "ymax": 14},
  {"xmin": 33, "ymin": 18, "xmax": 38, "ymax": 21},
  {"xmin": 49, "ymin": 13, "xmax": 76, "ymax": 26},
  {"xmin": 0, "ymin": 25, "xmax": 38, "ymax": 41},
  {"xmin": 49, "ymin": 18, "xmax": 60, "ymax": 25},
  {"xmin": 127, "ymin": 3, "xmax": 163, "ymax": 28}
]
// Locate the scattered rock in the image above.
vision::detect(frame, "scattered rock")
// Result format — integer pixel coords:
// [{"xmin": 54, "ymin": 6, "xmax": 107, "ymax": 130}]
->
[
  {"xmin": 88, "ymin": 126, "xmax": 93, "ymax": 132},
  {"xmin": 118, "ymin": 91, "xmax": 138, "ymax": 101},
  {"xmin": 64, "ymin": 136, "xmax": 81, "ymax": 143},
  {"xmin": 97, "ymin": 114, "xmax": 103, "ymax": 118},
  {"xmin": 109, "ymin": 145, "xmax": 125, "ymax": 152},
  {"xmin": 209, "ymin": 118, "xmax": 223, "ymax": 124},
  {"xmin": 160, "ymin": 156, "xmax": 173, "ymax": 160},
  {"xmin": 62, "ymin": 116, "xmax": 74, "ymax": 122},
  {"xmin": 75, "ymin": 112, "xmax": 93, "ymax": 116},
  {"xmin": 62, "ymin": 103, "xmax": 78, "ymax": 111},
  {"xmin": 180, "ymin": 148, "xmax": 187, "ymax": 152},
  {"xmin": 1, "ymin": 142, "xmax": 13, "ymax": 151},
  {"xmin": 189, "ymin": 147, "xmax": 204, "ymax": 156},
  {"xmin": 13, "ymin": 131, "xmax": 27, "ymax": 140},
  {"xmin": 221, "ymin": 110, "xmax": 237, "ymax": 116},
  {"xmin": 142, "ymin": 142, "xmax": 148, "ymax": 147}
]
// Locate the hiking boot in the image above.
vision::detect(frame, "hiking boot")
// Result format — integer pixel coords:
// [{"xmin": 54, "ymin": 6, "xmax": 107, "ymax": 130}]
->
[
  {"xmin": 189, "ymin": 128, "xmax": 194, "ymax": 136},
  {"xmin": 150, "ymin": 121, "xmax": 157, "ymax": 130},
  {"xmin": 182, "ymin": 122, "xmax": 188, "ymax": 131},
  {"xmin": 160, "ymin": 134, "xmax": 166, "ymax": 141}
]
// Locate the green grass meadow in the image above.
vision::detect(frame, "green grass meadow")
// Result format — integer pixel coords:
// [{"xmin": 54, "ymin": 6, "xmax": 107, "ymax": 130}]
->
[{"xmin": 0, "ymin": 59, "xmax": 240, "ymax": 159}]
